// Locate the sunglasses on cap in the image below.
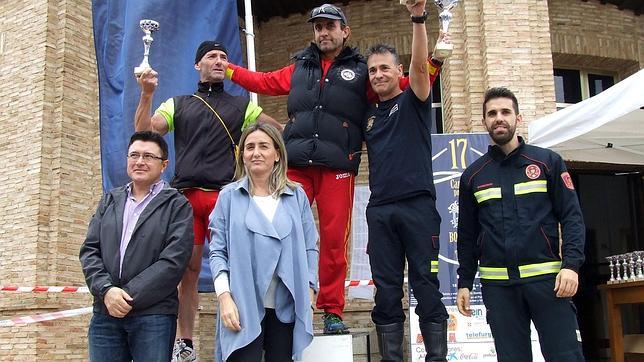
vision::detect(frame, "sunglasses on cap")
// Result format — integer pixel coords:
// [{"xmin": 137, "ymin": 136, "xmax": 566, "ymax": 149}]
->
[{"xmin": 309, "ymin": 4, "xmax": 347, "ymax": 25}]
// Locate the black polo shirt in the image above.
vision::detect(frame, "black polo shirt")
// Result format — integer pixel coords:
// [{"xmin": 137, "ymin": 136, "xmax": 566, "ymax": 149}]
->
[{"xmin": 364, "ymin": 87, "xmax": 436, "ymax": 206}]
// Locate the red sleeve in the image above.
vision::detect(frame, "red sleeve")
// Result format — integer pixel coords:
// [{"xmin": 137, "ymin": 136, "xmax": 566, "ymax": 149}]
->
[
  {"xmin": 365, "ymin": 58, "xmax": 442, "ymax": 104},
  {"xmin": 367, "ymin": 81, "xmax": 378, "ymax": 103},
  {"xmin": 228, "ymin": 63, "xmax": 294, "ymax": 96}
]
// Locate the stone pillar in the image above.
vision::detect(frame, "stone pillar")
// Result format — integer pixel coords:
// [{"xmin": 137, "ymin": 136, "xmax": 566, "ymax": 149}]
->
[
  {"xmin": 442, "ymin": 0, "xmax": 557, "ymax": 137},
  {"xmin": 0, "ymin": 0, "xmax": 99, "ymax": 360}
]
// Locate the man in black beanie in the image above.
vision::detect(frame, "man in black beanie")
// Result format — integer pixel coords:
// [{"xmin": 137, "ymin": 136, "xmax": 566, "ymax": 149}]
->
[{"xmin": 134, "ymin": 40, "xmax": 280, "ymax": 362}]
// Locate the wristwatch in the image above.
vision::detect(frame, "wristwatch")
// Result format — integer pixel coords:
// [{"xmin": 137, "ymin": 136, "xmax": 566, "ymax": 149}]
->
[
  {"xmin": 411, "ymin": 11, "xmax": 428, "ymax": 23},
  {"xmin": 430, "ymin": 57, "xmax": 444, "ymax": 66}
]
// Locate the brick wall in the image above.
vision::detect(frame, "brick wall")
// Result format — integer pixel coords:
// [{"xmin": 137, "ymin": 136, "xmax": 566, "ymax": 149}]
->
[
  {"xmin": 0, "ymin": 0, "xmax": 641, "ymax": 360},
  {"xmin": 0, "ymin": 0, "xmax": 99, "ymax": 360},
  {"xmin": 549, "ymin": 0, "xmax": 644, "ymax": 80}
]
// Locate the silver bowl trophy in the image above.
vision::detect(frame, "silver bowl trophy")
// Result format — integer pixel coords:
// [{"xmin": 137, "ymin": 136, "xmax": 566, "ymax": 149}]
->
[
  {"xmin": 133, "ymin": 19, "xmax": 160, "ymax": 76},
  {"xmin": 433, "ymin": 0, "xmax": 458, "ymax": 59}
]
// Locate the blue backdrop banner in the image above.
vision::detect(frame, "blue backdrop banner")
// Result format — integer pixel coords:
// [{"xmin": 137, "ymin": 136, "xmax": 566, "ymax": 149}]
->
[
  {"xmin": 93, "ymin": 0, "xmax": 245, "ymax": 192},
  {"xmin": 93, "ymin": 0, "xmax": 246, "ymax": 292}
]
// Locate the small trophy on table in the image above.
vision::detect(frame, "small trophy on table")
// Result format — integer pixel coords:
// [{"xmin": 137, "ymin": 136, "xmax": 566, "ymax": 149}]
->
[{"xmin": 133, "ymin": 19, "xmax": 160, "ymax": 76}]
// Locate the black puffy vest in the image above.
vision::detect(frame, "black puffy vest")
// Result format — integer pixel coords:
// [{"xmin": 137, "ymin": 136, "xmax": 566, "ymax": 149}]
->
[{"xmin": 284, "ymin": 44, "xmax": 368, "ymax": 174}]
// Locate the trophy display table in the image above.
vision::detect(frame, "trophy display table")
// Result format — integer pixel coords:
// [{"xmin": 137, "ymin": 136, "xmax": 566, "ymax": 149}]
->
[{"xmin": 599, "ymin": 280, "xmax": 644, "ymax": 362}]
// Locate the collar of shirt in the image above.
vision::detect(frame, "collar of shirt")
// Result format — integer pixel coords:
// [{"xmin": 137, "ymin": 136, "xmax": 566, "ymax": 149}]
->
[
  {"xmin": 488, "ymin": 136, "xmax": 526, "ymax": 161},
  {"xmin": 125, "ymin": 180, "xmax": 166, "ymax": 201}
]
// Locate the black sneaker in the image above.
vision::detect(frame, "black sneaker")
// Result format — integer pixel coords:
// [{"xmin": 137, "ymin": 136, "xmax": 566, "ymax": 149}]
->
[{"xmin": 323, "ymin": 313, "xmax": 350, "ymax": 334}]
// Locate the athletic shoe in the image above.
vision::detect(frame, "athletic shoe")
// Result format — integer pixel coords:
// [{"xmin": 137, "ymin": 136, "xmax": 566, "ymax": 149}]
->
[{"xmin": 323, "ymin": 312, "xmax": 350, "ymax": 334}]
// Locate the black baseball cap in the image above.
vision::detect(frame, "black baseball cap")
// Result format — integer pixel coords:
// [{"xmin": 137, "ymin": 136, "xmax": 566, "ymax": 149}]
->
[{"xmin": 308, "ymin": 4, "xmax": 348, "ymax": 26}]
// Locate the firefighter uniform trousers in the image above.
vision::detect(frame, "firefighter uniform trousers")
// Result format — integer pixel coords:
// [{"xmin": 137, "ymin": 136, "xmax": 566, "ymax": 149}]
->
[
  {"xmin": 482, "ymin": 278, "xmax": 584, "ymax": 362},
  {"xmin": 366, "ymin": 194, "xmax": 448, "ymax": 325}
]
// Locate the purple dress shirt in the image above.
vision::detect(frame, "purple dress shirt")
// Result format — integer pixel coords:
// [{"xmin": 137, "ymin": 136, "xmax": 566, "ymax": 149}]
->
[{"xmin": 119, "ymin": 180, "xmax": 166, "ymax": 276}]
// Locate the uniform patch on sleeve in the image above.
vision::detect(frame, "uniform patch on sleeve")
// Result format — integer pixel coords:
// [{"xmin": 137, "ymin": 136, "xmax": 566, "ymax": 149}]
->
[
  {"xmin": 427, "ymin": 61, "xmax": 438, "ymax": 76},
  {"xmin": 561, "ymin": 172, "xmax": 575, "ymax": 190}
]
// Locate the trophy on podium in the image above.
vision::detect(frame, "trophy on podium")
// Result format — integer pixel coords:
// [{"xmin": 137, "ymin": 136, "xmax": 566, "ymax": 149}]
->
[
  {"xmin": 433, "ymin": 0, "xmax": 459, "ymax": 59},
  {"xmin": 133, "ymin": 19, "xmax": 160, "ymax": 76}
]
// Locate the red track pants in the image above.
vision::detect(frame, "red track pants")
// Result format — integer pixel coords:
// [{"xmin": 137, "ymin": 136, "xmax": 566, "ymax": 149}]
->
[{"xmin": 287, "ymin": 166, "xmax": 354, "ymax": 317}]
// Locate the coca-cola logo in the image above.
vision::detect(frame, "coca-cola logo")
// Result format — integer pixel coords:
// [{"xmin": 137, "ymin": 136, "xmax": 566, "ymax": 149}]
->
[
  {"xmin": 447, "ymin": 348, "xmax": 479, "ymax": 361},
  {"xmin": 458, "ymin": 353, "xmax": 479, "ymax": 360}
]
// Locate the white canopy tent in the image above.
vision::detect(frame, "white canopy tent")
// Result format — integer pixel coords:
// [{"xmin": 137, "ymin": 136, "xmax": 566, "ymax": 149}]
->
[{"xmin": 529, "ymin": 69, "xmax": 644, "ymax": 165}]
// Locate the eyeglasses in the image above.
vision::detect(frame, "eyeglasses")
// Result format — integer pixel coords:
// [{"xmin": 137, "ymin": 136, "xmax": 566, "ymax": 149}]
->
[{"xmin": 127, "ymin": 152, "xmax": 165, "ymax": 162}]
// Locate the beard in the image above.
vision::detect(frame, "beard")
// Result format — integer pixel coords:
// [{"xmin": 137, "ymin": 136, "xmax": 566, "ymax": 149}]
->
[
  {"xmin": 317, "ymin": 39, "xmax": 341, "ymax": 54},
  {"xmin": 488, "ymin": 122, "xmax": 516, "ymax": 146}
]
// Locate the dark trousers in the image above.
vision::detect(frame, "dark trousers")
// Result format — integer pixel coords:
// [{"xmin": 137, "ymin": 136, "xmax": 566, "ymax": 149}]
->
[
  {"xmin": 88, "ymin": 313, "xmax": 176, "ymax": 362},
  {"xmin": 482, "ymin": 278, "xmax": 584, "ymax": 362},
  {"xmin": 227, "ymin": 309, "xmax": 295, "ymax": 362},
  {"xmin": 366, "ymin": 195, "xmax": 448, "ymax": 325}
]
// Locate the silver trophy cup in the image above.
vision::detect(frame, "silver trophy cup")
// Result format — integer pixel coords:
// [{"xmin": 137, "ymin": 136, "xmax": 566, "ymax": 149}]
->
[
  {"xmin": 433, "ymin": 0, "xmax": 459, "ymax": 58},
  {"xmin": 134, "ymin": 19, "xmax": 160, "ymax": 76}
]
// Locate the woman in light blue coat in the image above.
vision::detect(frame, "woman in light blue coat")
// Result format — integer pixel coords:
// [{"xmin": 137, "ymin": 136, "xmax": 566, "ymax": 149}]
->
[{"xmin": 209, "ymin": 123, "xmax": 319, "ymax": 362}]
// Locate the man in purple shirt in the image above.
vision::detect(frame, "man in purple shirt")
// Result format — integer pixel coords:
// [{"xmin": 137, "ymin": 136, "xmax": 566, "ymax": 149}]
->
[{"xmin": 80, "ymin": 131, "xmax": 193, "ymax": 361}]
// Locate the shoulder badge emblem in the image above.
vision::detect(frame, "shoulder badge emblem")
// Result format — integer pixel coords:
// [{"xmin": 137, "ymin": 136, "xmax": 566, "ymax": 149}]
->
[
  {"xmin": 525, "ymin": 164, "xmax": 541, "ymax": 179},
  {"xmin": 561, "ymin": 172, "xmax": 575, "ymax": 190}
]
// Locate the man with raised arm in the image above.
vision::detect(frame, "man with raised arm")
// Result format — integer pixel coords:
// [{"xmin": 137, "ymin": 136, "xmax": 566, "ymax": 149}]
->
[
  {"xmin": 363, "ymin": 1, "xmax": 449, "ymax": 360},
  {"xmin": 134, "ymin": 41, "xmax": 278, "ymax": 362}
]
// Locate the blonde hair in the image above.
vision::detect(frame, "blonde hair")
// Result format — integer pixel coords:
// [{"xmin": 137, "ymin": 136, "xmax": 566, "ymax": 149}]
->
[{"xmin": 235, "ymin": 123, "xmax": 298, "ymax": 196}]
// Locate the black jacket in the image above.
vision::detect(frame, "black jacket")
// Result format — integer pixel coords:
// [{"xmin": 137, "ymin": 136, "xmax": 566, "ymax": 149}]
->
[
  {"xmin": 457, "ymin": 138, "xmax": 585, "ymax": 289},
  {"xmin": 284, "ymin": 44, "xmax": 368, "ymax": 174},
  {"xmin": 79, "ymin": 184, "xmax": 193, "ymax": 316}
]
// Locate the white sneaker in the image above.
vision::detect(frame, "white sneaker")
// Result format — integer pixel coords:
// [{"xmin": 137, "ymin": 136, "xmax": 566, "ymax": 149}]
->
[{"xmin": 171, "ymin": 339, "xmax": 197, "ymax": 362}]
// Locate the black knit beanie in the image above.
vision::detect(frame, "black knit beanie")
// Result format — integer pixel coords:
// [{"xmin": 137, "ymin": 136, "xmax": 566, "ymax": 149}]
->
[{"xmin": 194, "ymin": 41, "xmax": 228, "ymax": 64}]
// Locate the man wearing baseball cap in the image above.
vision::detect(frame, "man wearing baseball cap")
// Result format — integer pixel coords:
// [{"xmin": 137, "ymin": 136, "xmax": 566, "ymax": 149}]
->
[
  {"xmin": 134, "ymin": 40, "xmax": 280, "ymax": 362},
  {"xmin": 226, "ymin": 3, "xmax": 446, "ymax": 335}
]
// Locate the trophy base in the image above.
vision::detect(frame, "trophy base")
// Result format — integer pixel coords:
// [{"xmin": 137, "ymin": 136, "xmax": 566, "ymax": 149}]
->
[
  {"xmin": 133, "ymin": 66, "xmax": 148, "ymax": 77},
  {"xmin": 434, "ymin": 42, "xmax": 453, "ymax": 59}
]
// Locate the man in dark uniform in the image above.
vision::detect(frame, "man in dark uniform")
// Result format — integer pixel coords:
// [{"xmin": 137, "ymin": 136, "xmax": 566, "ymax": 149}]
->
[
  {"xmin": 363, "ymin": 1, "xmax": 449, "ymax": 360},
  {"xmin": 456, "ymin": 87, "xmax": 585, "ymax": 361},
  {"xmin": 134, "ymin": 41, "xmax": 279, "ymax": 361}
]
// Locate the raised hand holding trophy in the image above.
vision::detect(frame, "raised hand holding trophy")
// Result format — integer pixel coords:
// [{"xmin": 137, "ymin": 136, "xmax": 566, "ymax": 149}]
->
[
  {"xmin": 433, "ymin": 0, "xmax": 458, "ymax": 59},
  {"xmin": 133, "ymin": 19, "xmax": 160, "ymax": 76}
]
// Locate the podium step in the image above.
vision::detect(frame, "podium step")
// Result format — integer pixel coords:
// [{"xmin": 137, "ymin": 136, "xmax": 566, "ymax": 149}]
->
[{"xmin": 303, "ymin": 328, "xmax": 376, "ymax": 362}]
